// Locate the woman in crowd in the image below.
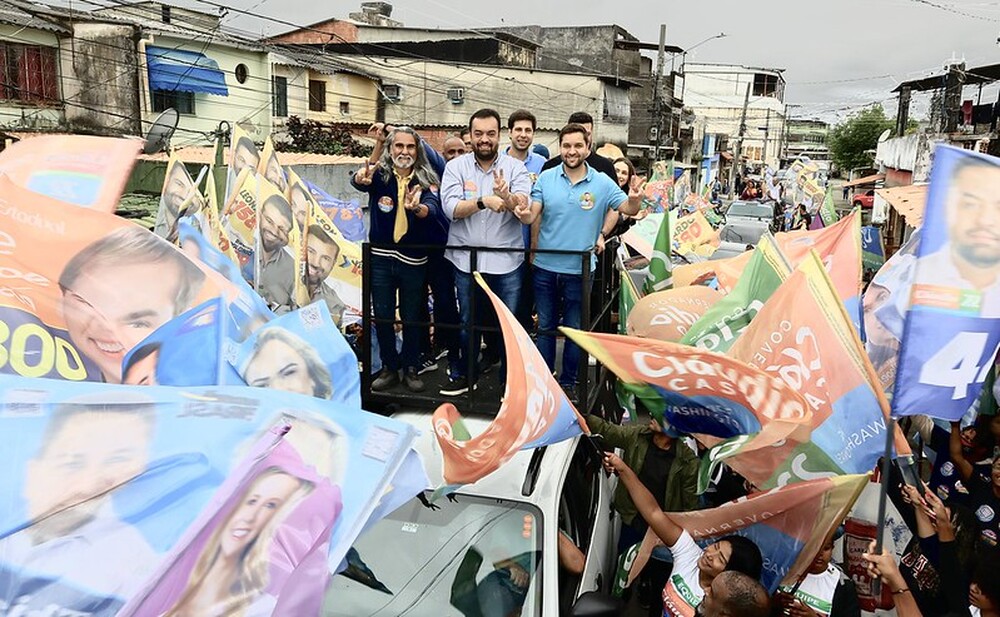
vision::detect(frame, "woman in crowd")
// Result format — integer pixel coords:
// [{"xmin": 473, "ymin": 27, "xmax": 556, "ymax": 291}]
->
[
  {"xmin": 607, "ymin": 157, "xmax": 647, "ymax": 238},
  {"xmin": 603, "ymin": 452, "xmax": 763, "ymax": 616},
  {"xmin": 773, "ymin": 528, "xmax": 860, "ymax": 617},
  {"xmin": 793, "ymin": 204, "xmax": 812, "ymax": 231}
]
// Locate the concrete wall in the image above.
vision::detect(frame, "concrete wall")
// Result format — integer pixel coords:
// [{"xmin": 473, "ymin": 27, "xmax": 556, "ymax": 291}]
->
[
  {"xmin": 0, "ymin": 25, "xmax": 63, "ymax": 130},
  {"xmin": 139, "ymin": 34, "xmax": 272, "ymax": 144},
  {"xmin": 62, "ymin": 22, "xmax": 141, "ymax": 135},
  {"xmin": 289, "ymin": 162, "xmax": 364, "ymax": 203},
  {"xmin": 334, "ymin": 55, "xmax": 628, "ymax": 142}
]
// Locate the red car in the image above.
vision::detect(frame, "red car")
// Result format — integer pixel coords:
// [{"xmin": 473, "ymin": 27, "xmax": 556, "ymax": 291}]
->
[{"xmin": 853, "ymin": 189, "xmax": 875, "ymax": 208}]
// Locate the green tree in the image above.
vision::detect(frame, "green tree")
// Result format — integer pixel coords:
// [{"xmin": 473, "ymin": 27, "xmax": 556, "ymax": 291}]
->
[{"xmin": 828, "ymin": 104, "xmax": 894, "ymax": 172}]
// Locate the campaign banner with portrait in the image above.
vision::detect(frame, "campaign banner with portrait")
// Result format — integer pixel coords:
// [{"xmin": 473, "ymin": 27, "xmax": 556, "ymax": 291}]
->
[
  {"xmin": 0, "ymin": 178, "xmax": 245, "ymax": 385},
  {"xmin": 221, "ymin": 168, "xmax": 259, "ymax": 284},
  {"xmin": 673, "ymin": 209, "xmax": 716, "ymax": 255},
  {"xmin": 0, "ymin": 135, "xmax": 140, "ymax": 213},
  {"xmin": 121, "ymin": 298, "xmax": 226, "ymax": 387},
  {"xmin": 154, "ymin": 154, "xmax": 206, "ymax": 241},
  {"xmin": 680, "ymin": 235, "xmax": 792, "ymax": 353},
  {"xmin": 864, "ymin": 232, "xmax": 920, "ymax": 396},
  {"xmin": 562, "ymin": 328, "xmax": 814, "ymax": 456},
  {"xmin": 625, "ymin": 474, "xmax": 869, "ymax": 593},
  {"xmin": 226, "ymin": 124, "xmax": 260, "ymax": 203},
  {"xmin": 176, "ymin": 221, "xmax": 274, "ymax": 344},
  {"xmin": 304, "ymin": 180, "xmax": 366, "ymax": 243},
  {"xmin": 433, "ymin": 274, "xmax": 587, "ymax": 488},
  {"xmin": 256, "ymin": 177, "xmax": 301, "ymax": 314},
  {"xmin": 288, "ymin": 169, "xmax": 363, "ymax": 326},
  {"xmin": 716, "ymin": 252, "xmax": 902, "ymax": 489},
  {"xmin": 257, "ymin": 136, "xmax": 288, "ymax": 193},
  {"xmin": 893, "ymin": 145, "xmax": 1000, "ymax": 420},
  {"xmin": 228, "ymin": 301, "xmax": 361, "ymax": 409},
  {"xmin": 192, "ymin": 169, "xmax": 241, "ymax": 267},
  {"xmin": 0, "ymin": 375, "xmax": 419, "ymax": 616}
]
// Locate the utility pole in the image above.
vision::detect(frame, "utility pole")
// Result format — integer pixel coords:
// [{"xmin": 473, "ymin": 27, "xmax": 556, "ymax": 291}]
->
[
  {"xmin": 762, "ymin": 108, "xmax": 771, "ymax": 169},
  {"xmin": 729, "ymin": 82, "xmax": 751, "ymax": 199},
  {"xmin": 652, "ymin": 23, "xmax": 666, "ymax": 163}
]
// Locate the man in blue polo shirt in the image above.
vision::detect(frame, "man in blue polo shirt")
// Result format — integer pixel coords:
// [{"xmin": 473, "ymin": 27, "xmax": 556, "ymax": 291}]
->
[{"xmin": 515, "ymin": 123, "xmax": 642, "ymax": 393}]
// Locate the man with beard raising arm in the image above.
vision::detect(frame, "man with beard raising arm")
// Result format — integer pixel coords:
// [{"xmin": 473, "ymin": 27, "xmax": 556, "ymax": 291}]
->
[{"xmin": 352, "ymin": 126, "xmax": 440, "ymax": 393}]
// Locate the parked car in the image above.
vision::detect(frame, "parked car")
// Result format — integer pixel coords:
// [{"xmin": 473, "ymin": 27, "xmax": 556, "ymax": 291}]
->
[
  {"xmin": 325, "ymin": 412, "xmax": 621, "ymax": 617},
  {"xmin": 722, "ymin": 200, "xmax": 776, "ymax": 245},
  {"xmin": 853, "ymin": 189, "xmax": 875, "ymax": 209}
]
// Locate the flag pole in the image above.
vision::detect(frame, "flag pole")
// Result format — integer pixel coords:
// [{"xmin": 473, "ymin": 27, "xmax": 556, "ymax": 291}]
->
[{"xmin": 873, "ymin": 417, "xmax": 896, "ymax": 554}]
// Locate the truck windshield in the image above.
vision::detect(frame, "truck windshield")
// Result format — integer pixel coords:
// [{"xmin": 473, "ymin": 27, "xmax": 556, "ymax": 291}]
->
[
  {"xmin": 325, "ymin": 492, "xmax": 544, "ymax": 617},
  {"xmin": 727, "ymin": 202, "xmax": 773, "ymax": 219}
]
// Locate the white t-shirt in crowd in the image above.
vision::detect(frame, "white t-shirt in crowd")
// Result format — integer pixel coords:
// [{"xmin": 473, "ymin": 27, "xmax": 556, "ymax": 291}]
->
[
  {"xmin": 779, "ymin": 564, "xmax": 840, "ymax": 617},
  {"xmin": 662, "ymin": 530, "xmax": 704, "ymax": 617}
]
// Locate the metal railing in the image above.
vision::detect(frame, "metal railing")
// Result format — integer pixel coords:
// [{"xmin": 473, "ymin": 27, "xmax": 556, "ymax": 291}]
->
[{"xmin": 360, "ymin": 239, "xmax": 623, "ymax": 416}]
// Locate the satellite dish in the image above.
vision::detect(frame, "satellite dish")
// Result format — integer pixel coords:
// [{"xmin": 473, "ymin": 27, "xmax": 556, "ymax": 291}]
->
[
  {"xmin": 877, "ymin": 128, "xmax": 892, "ymax": 143},
  {"xmin": 143, "ymin": 108, "xmax": 179, "ymax": 155}
]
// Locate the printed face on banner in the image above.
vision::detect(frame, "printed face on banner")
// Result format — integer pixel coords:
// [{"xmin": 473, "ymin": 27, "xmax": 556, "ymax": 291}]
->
[{"xmin": 894, "ymin": 146, "xmax": 1000, "ymax": 419}]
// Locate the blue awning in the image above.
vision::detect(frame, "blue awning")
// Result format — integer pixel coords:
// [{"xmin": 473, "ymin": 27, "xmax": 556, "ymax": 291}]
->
[{"xmin": 146, "ymin": 46, "xmax": 228, "ymax": 96}]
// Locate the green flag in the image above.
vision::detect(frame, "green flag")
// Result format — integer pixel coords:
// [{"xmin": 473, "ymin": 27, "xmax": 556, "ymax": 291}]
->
[
  {"xmin": 819, "ymin": 187, "xmax": 839, "ymax": 226},
  {"xmin": 679, "ymin": 235, "xmax": 791, "ymax": 353},
  {"xmin": 643, "ymin": 207, "xmax": 673, "ymax": 294},
  {"xmin": 615, "ymin": 249, "xmax": 641, "ymax": 419}
]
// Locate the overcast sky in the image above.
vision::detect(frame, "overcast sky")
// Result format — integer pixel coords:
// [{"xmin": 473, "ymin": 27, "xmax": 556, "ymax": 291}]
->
[{"xmin": 214, "ymin": 0, "xmax": 1000, "ymax": 124}]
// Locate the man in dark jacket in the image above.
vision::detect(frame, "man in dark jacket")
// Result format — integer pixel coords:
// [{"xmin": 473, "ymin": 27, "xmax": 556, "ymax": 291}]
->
[{"xmin": 587, "ymin": 413, "xmax": 699, "ymax": 610}]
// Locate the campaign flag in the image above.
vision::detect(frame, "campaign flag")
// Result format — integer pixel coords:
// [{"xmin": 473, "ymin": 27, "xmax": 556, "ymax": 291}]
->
[
  {"xmin": 622, "ymin": 211, "xmax": 667, "ymax": 260},
  {"xmin": 0, "ymin": 135, "xmax": 140, "ymax": 212},
  {"xmin": 561, "ymin": 329, "xmax": 814, "ymax": 455},
  {"xmin": 644, "ymin": 208, "xmax": 674, "ymax": 294},
  {"xmin": 193, "ymin": 168, "xmax": 241, "ymax": 267},
  {"xmin": 226, "ymin": 124, "xmax": 260, "ymax": 202},
  {"xmin": 221, "ymin": 167, "xmax": 259, "ymax": 283},
  {"xmin": 289, "ymin": 169, "xmax": 363, "ymax": 327},
  {"xmin": 820, "ymin": 187, "xmax": 840, "ymax": 227},
  {"xmin": 0, "ymin": 176, "xmax": 247, "ymax": 385},
  {"xmin": 433, "ymin": 273, "xmax": 588, "ymax": 487},
  {"xmin": 122, "ymin": 434, "xmax": 339, "ymax": 616},
  {"xmin": 681, "ymin": 235, "xmax": 791, "ymax": 353},
  {"xmin": 257, "ymin": 135, "xmax": 288, "ymax": 193},
  {"xmin": 626, "ymin": 475, "xmax": 869, "ymax": 593},
  {"xmin": 893, "ymin": 145, "xmax": 1000, "ymax": 420},
  {"xmin": 642, "ymin": 160, "xmax": 674, "ymax": 213},
  {"xmin": 773, "ymin": 211, "xmax": 864, "ymax": 331},
  {"xmin": 120, "ymin": 298, "xmax": 226, "ymax": 387},
  {"xmin": 861, "ymin": 225, "xmax": 886, "ymax": 272},
  {"xmin": 229, "ymin": 301, "xmax": 361, "ymax": 408},
  {"xmin": 864, "ymin": 232, "xmax": 920, "ymax": 396},
  {"xmin": 0, "ymin": 375, "xmax": 418, "ymax": 616},
  {"xmin": 673, "ymin": 209, "xmax": 716, "ymax": 255},
  {"xmin": 626, "ymin": 286, "xmax": 724, "ymax": 342},
  {"xmin": 176, "ymin": 222, "xmax": 274, "ymax": 343},
  {"xmin": 154, "ymin": 154, "xmax": 205, "ymax": 242},
  {"xmin": 714, "ymin": 252, "xmax": 902, "ymax": 489},
  {"xmin": 617, "ymin": 248, "xmax": 641, "ymax": 334},
  {"xmin": 255, "ymin": 177, "xmax": 300, "ymax": 313},
  {"xmin": 304, "ymin": 180, "xmax": 366, "ymax": 243}
]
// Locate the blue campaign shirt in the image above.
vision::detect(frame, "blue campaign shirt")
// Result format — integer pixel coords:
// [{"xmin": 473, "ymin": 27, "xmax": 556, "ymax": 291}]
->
[
  {"xmin": 506, "ymin": 147, "xmax": 548, "ymax": 249},
  {"xmin": 531, "ymin": 163, "xmax": 628, "ymax": 275}
]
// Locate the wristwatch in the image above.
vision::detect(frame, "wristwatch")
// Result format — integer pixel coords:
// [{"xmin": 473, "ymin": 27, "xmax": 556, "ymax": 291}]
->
[{"xmin": 477, "ymin": 197, "xmax": 486, "ymax": 210}]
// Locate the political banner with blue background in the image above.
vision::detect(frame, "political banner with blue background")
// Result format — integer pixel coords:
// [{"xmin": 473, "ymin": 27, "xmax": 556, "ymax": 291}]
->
[
  {"xmin": 893, "ymin": 145, "xmax": 1000, "ymax": 420},
  {"xmin": 861, "ymin": 225, "xmax": 886, "ymax": 272},
  {"xmin": 0, "ymin": 376, "xmax": 419, "ymax": 616},
  {"xmin": 228, "ymin": 301, "xmax": 361, "ymax": 408}
]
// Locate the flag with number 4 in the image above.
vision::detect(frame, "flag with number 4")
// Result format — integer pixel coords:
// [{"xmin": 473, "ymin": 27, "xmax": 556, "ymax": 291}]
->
[{"xmin": 893, "ymin": 145, "xmax": 1000, "ymax": 420}]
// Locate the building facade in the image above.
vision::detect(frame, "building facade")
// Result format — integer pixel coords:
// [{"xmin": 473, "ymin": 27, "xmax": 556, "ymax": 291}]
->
[{"xmin": 683, "ymin": 62, "xmax": 786, "ymax": 170}]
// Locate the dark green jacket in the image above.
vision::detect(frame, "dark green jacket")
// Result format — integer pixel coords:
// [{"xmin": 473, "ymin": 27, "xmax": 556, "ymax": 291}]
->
[{"xmin": 587, "ymin": 414, "xmax": 700, "ymax": 526}]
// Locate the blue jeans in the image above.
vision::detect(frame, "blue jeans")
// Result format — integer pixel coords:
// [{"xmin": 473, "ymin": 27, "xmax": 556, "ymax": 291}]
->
[
  {"xmin": 454, "ymin": 267, "xmax": 522, "ymax": 383},
  {"xmin": 371, "ymin": 254, "xmax": 426, "ymax": 372},
  {"xmin": 427, "ymin": 251, "xmax": 461, "ymax": 378},
  {"xmin": 533, "ymin": 266, "xmax": 585, "ymax": 388}
]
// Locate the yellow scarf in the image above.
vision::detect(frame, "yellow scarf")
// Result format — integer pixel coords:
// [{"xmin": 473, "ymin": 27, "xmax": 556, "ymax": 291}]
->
[{"xmin": 393, "ymin": 170, "xmax": 413, "ymax": 242}]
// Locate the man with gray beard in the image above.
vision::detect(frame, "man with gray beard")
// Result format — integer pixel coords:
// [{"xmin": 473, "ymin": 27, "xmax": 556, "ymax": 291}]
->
[{"xmin": 351, "ymin": 127, "xmax": 441, "ymax": 392}]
